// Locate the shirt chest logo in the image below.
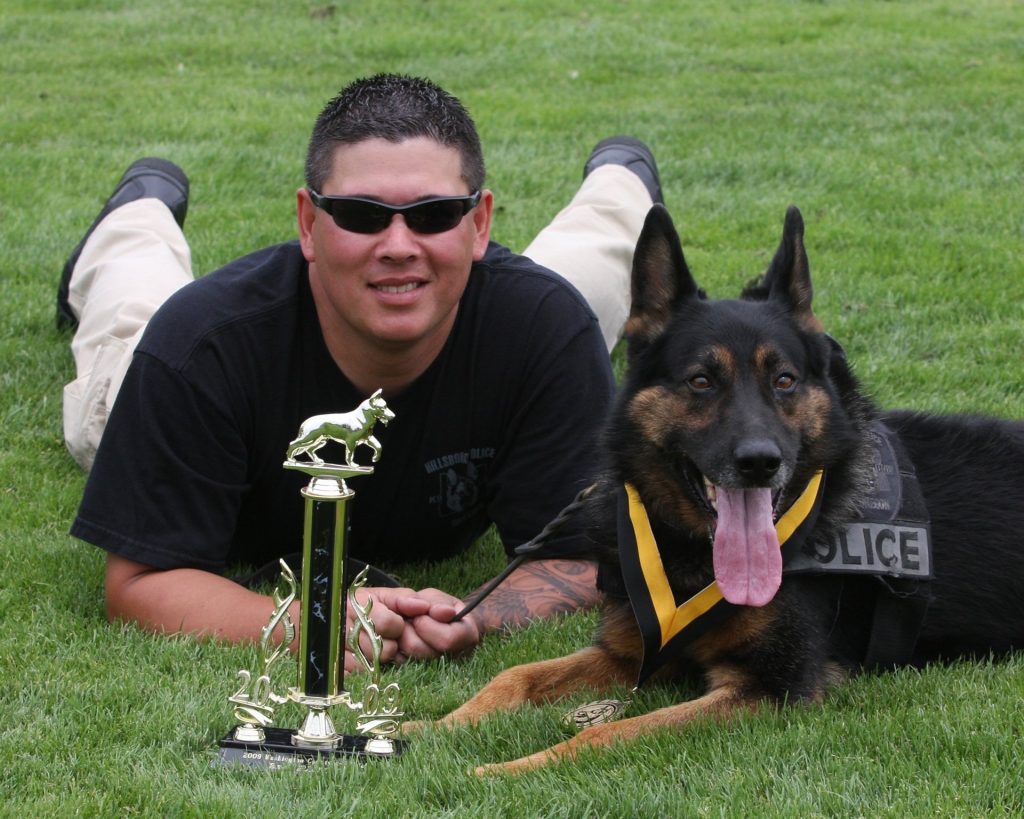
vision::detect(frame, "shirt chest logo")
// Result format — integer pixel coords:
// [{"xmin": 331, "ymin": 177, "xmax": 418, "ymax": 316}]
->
[{"xmin": 424, "ymin": 448, "xmax": 494, "ymax": 518}]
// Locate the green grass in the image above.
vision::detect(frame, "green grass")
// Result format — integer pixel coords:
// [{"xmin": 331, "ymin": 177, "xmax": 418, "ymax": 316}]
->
[{"xmin": 2, "ymin": 0, "xmax": 1023, "ymax": 815}]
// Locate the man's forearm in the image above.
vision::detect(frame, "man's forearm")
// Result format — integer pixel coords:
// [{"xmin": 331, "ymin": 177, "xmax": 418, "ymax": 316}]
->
[
  {"xmin": 468, "ymin": 558, "xmax": 600, "ymax": 634},
  {"xmin": 105, "ymin": 555, "xmax": 299, "ymax": 646}
]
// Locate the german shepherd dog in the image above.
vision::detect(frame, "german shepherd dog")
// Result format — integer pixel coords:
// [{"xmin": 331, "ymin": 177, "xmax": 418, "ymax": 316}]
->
[{"xmin": 424, "ymin": 204, "xmax": 1024, "ymax": 775}]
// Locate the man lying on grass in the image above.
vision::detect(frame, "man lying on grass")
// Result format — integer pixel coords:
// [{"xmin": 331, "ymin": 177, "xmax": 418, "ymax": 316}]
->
[{"xmin": 60, "ymin": 73, "xmax": 663, "ymax": 670}]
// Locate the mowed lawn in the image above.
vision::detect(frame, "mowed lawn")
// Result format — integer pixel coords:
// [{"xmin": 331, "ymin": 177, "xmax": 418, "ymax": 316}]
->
[{"xmin": 1, "ymin": 1, "xmax": 1022, "ymax": 815}]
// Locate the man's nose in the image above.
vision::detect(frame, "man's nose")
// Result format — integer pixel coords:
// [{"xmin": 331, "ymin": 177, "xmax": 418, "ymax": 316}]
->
[{"xmin": 377, "ymin": 215, "xmax": 420, "ymax": 260}]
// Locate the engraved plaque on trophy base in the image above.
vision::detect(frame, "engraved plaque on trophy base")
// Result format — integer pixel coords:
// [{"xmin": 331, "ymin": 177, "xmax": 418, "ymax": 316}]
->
[{"xmin": 214, "ymin": 727, "xmax": 406, "ymax": 769}]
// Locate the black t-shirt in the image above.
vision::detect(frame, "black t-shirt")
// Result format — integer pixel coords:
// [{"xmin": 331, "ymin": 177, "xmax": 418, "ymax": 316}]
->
[{"xmin": 71, "ymin": 240, "xmax": 614, "ymax": 574}]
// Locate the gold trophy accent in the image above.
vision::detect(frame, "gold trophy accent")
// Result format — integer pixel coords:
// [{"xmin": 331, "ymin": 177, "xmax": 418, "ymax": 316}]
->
[{"xmin": 215, "ymin": 392, "xmax": 404, "ymax": 767}]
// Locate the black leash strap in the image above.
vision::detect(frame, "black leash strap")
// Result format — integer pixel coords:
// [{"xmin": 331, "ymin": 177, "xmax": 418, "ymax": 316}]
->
[{"xmin": 450, "ymin": 484, "xmax": 595, "ymax": 622}]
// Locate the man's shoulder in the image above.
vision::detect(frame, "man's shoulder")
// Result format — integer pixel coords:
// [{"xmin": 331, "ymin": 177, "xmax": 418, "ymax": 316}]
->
[
  {"xmin": 452, "ymin": 243, "xmax": 609, "ymax": 380},
  {"xmin": 474, "ymin": 242, "xmax": 596, "ymax": 319},
  {"xmin": 138, "ymin": 241, "xmax": 307, "ymax": 367}
]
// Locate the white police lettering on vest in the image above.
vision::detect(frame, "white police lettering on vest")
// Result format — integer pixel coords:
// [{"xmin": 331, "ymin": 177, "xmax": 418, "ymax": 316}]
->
[{"xmin": 787, "ymin": 522, "xmax": 932, "ymax": 579}]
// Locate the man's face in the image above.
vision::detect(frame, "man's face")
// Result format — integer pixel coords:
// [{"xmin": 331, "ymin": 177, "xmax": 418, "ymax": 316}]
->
[{"xmin": 298, "ymin": 137, "xmax": 492, "ymax": 361}]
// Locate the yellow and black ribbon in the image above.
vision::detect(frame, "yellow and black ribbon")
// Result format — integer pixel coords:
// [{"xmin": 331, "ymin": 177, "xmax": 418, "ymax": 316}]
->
[{"xmin": 617, "ymin": 471, "xmax": 825, "ymax": 686}]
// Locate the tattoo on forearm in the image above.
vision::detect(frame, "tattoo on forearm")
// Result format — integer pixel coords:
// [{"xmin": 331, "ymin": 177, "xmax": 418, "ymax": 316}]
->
[{"xmin": 471, "ymin": 559, "xmax": 600, "ymax": 633}]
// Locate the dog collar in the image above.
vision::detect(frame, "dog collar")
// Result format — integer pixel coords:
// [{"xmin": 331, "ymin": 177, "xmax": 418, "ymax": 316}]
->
[{"xmin": 617, "ymin": 472, "xmax": 825, "ymax": 686}]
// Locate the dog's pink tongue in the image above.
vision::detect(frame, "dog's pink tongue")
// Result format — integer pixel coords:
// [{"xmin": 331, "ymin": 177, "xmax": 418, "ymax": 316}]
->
[{"xmin": 712, "ymin": 487, "xmax": 781, "ymax": 607}]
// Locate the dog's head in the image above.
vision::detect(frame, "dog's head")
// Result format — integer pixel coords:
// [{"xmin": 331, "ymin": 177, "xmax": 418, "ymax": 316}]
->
[
  {"xmin": 610, "ymin": 205, "xmax": 862, "ymax": 606},
  {"xmin": 367, "ymin": 388, "xmax": 396, "ymax": 425}
]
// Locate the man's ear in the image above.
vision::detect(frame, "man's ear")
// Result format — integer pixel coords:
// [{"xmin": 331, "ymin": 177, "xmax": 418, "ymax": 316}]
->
[
  {"xmin": 471, "ymin": 189, "xmax": 494, "ymax": 261},
  {"xmin": 296, "ymin": 187, "xmax": 317, "ymax": 263}
]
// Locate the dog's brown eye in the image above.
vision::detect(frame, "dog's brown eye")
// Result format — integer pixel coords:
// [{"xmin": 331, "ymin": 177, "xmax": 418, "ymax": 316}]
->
[
  {"xmin": 775, "ymin": 373, "xmax": 796, "ymax": 392},
  {"xmin": 689, "ymin": 374, "xmax": 712, "ymax": 391}
]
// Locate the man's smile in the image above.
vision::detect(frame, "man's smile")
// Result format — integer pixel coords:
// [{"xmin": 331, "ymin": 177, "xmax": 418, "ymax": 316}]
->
[{"xmin": 373, "ymin": 281, "xmax": 423, "ymax": 295}]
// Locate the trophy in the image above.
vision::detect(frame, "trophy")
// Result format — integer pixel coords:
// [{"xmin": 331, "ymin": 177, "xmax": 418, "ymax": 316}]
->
[{"xmin": 214, "ymin": 390, "xmax": 406, "ymax": 768}]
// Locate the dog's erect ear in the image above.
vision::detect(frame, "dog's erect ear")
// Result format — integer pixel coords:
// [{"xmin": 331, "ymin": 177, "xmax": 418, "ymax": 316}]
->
[
  {"xmin": 763, "ymin": 205, "xmax": 823, "ymax": 332},
  {"xmin": 625, "ymin": 204, "xmax": 699, "ymax": 344}
]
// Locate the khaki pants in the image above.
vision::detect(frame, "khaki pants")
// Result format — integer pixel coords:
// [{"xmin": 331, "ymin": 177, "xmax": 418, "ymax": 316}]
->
[{"xmin": 63, "ymin": 166, "xmax": 652, "ymax": 471}]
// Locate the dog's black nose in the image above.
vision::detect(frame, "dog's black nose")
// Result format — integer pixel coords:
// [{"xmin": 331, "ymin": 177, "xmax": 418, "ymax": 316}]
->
[{"xmin": 734, "ymin": 439, "xmax": 782, "ymax": 484}]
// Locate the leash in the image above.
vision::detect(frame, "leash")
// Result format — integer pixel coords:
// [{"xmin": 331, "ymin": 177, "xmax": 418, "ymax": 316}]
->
[{"xmin": 450, "ymin": 484, "xmax": 596, "ymax": 623}]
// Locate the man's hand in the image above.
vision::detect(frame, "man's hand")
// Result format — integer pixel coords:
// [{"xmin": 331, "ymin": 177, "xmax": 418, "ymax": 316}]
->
[
  {"xmin": 402, "ymin": 587, "xmax": 484, "ymax": 659},
  {"xmin": 343, "ymin": 586, "xmax": 481, "ymax": 671},
  {"xmin": 344, "ymin": 560, "xmax": 601, "ymax": 671},
  {"xmin": 343, "ymin": 586, "xmax": 429, "ymax": 672},
  {"xmin": 356, "ymin": 559, "xmax": 602, "ymax": 669}
]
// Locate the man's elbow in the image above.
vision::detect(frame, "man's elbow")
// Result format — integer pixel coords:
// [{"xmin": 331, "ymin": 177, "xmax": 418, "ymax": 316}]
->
[{"xmin": 103, "ymin": 553, "xmax": 158, "ymax": 626}]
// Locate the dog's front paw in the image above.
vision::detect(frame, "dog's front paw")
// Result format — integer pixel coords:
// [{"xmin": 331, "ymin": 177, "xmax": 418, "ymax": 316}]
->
[
  {"xmin": 399, "ymin": 719, "xmax": 432, "ymax": 735},
  {"xmin": 400, "ymin": 714, "xmax": 467, "ymax": 734},
  {"xmin": 471, "ymin": 748, "xmax": 559, "ymax": 777}
]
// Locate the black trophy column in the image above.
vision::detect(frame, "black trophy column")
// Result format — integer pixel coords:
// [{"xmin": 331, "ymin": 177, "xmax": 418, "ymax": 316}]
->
[{"xmin": 298, "ymin": 492, "xmax": 349, "ymax": 699}]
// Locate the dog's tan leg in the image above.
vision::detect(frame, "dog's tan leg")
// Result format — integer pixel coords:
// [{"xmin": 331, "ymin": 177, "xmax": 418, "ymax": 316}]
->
[
  {"xmin": 473, "ymin": 673, "xmax": 759, "ymax": 776},
  {"xmin": 435, "ymin": 645, "xmax": 635, "ymax": 728}
]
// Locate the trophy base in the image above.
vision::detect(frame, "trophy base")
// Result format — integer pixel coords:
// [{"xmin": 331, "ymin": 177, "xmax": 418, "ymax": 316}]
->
[{"xmin": 213, "ymin": 727, "xmax": 405, "ymax": 769}]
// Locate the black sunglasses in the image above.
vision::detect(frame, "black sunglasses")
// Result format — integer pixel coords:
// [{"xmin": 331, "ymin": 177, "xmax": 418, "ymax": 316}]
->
[{"xmin": 308, "ymin": 188, "xmax": 481, "ymax": 235}]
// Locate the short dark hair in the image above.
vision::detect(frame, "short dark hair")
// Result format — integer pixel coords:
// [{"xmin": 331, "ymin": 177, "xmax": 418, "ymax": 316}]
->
[{"xmin": 305, "ymin": 74, "xmax": 485, "ymax": 193}]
